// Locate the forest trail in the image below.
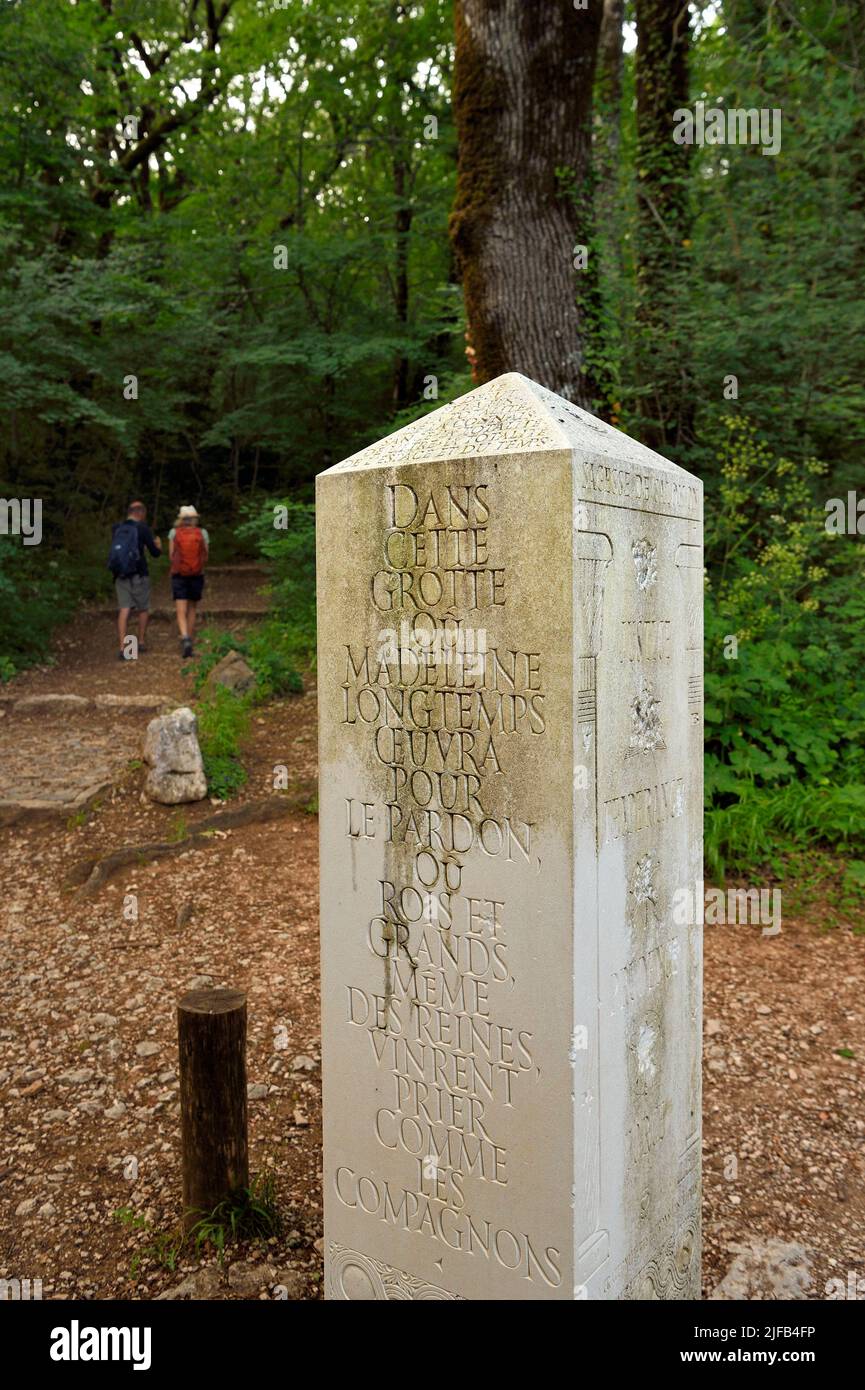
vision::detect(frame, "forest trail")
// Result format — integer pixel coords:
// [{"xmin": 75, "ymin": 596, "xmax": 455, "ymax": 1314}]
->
[
  {"xmin": 0, "ymin": 566, "xmax": 323, "ymax": 1299},
  {"xmin": 0, "ymin": 565, "xmax": 271, "ymax": 819}
]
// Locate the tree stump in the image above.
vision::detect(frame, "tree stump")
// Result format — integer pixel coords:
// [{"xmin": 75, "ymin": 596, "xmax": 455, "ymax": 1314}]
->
[{"xmin": 177, "ymin": 988, "xmax": 249, "ymax": 1231}]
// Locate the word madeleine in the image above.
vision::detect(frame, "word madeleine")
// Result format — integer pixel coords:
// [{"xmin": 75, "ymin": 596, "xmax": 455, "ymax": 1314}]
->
[{"xmin": 317, "ymin": 374, "xmax": 703, "ymax": 1300}]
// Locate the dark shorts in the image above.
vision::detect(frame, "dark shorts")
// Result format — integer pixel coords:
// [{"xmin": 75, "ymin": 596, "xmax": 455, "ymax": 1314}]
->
[{"xmin": 171, "ymin": 574, "xmax": 205, "ymax": 602}]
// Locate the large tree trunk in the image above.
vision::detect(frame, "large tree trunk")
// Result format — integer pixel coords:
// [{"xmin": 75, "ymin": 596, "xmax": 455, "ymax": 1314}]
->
[
  {"xmin": 596, "ymin": 0, "xmax": 625, "ymax": 206},
  {"xmin": 392, "ymin": 153, "xmax": 414, "ymax": 413},
  {"xmin": 450, "ymin": 0, "xmax": 604, "ymax": 406},
  {"xmin": 634, "ymin": 0, "xmax": 692, "ymax": 451}
]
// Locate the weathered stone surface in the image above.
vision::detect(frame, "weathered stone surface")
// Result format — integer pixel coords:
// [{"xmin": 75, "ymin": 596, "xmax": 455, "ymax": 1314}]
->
[
  {"xmin": 0, "ymin": 724, "xmax": 137, "ymax": 819},
  {"xmin": 226, "ymin": 1260, "xmax": 277, "ymax": 1295},
  {"xmin": 316, "ymin": 373, "xmax": 703, "ymax": 1301},
  {"xmin": 94, "ymin": 693, "xmax": 171, "ymax": 711},
  {"xmin": 14, "ymin": 694, "xmax": 89, "ymax": 712},
  {"xmin": 709, "ymin": 1239, "xmax": 812, "ymax": 1300},
  {"xmin": 156, "ymin": 1265, "xmax": 223, "ymax": 1300},
  {"xmin": 204, "ymin": 650, "xmax": 256, "ymax": 697},
  {"xmin": 143, "ymin": 706, "xmax": 207, "ymax": 804}
]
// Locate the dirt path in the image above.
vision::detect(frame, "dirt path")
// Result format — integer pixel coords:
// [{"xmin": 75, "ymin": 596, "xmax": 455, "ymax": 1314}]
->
[
  {"xmin": 0, "ymin": 567, "xmax": 324, "ymax": 1300},
  {"xmin": 0, "ymin": 572, "xmax": 862, "ymax": 1301},
  {"xmin": 0, "ymin": 565, "xmax": 273, "ymax": 820}
]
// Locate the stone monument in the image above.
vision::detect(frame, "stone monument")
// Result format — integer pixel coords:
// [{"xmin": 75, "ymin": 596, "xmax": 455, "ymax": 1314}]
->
[{"xmin": 316, "ymin": 373, "xmax": 703, "ymax": 1299}]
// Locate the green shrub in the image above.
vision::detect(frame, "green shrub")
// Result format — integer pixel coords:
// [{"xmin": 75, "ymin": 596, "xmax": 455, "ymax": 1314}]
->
[
  {"xmin": 187, "ymin": 627, "xmax": 248, "ymax": 694},
  {"xmin": 196, "ymin": 685, "xmax": 250, "ymax": 799},
  {"xmin": 0, "ymin": 538, "xmax": 104, "ymax": 678},
  {"xmin": 236, "ymin": 498, "xmax": 316, "ymax": 669},
  {"xmin": 188, "ymin": 622, "xmax": 304, "ymax": 700},
  {"xmin": 246, "ymin": 619, "xmax": 304, "ymax": 697},
  {"xmin": 704, "ymin": 417, "xmax": 865, "ymax": 875}
]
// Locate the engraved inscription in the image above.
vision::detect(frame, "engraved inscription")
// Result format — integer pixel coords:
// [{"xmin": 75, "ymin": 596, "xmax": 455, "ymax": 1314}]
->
[{"xmin": 332, "ymin": 475, "xmax": 563, "ymax": 1293}]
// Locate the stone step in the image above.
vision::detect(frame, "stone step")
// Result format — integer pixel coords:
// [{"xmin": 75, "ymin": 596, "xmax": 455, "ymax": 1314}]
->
[
  {"xmin": 205, "ymin": 563, "xmax": 270, "ymax": 575},
  {"xmin": 1, "ymin": 692, "xmax": 174, "ymax": 715},
  {"xmin": 85, "ymin": 606, "xmax": 268, "ymax": 620}
]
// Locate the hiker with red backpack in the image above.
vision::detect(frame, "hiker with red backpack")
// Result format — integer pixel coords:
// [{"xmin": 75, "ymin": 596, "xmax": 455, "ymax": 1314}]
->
[
  {"xmin": 109, "ymin": 500, "xmax": 162, "ymax": 660},
  {"xmin": 169, "ymin": 505, "xmax": 209, "ymax": 659}
]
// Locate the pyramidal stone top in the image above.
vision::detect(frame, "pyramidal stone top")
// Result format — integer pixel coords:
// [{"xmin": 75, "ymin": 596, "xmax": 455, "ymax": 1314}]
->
[{"xmin": 324, "ymin": 372, "xmax": 692, "ymax": 480}]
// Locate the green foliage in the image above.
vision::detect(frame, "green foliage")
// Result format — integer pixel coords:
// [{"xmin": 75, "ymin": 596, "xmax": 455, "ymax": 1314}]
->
[
  {"xmin": 115, "ymin": 1171, "xmax": 280, "ymax": 1276},
  {"xmin": 0, "ymin": 538, "xmax": 104, "ymax": 678},
  {"xmin": 187, "ymin": 628, "xmax": 249, "ymax": 693},
  {"xmin": 236, "ymin": 500, "xmax": 316, "ymax": 670},
  {"xmin": 189, "ymin": 622, "xmax": 304, "ymax": 700},
  {"xmin": 114, "ymin": 1207, "xmax": 185, "ymax": 1278},
  {"xmin": 196, "ymin": 685, "xmax": 250, "ymax": 800},
  {"xmin": 186, "ymin": 1173, "xmax": 281, "ymax": 1261},
  {"xmin": 703, "ymin": 417, "xmax": 865, "ymax": 877},
  {"xmin": 246, "ymin": 621, "xmax": 305, "ymax": 698}
]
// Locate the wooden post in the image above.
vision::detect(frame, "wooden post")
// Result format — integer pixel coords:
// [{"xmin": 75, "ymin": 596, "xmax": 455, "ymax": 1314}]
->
[{"xmin": 177, "ymin": 988, "xmax": 249, "ymax": 1230}]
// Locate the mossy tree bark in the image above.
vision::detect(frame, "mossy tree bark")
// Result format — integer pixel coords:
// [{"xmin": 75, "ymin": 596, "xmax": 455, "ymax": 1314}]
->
[
  {"xmin": 634, "ymin": 0, "xmax": 692, "ymax": 451},
  {"xmin": 450, "ymin": 0, "xmax": 604, "ymax": 406},
  {"xmin": 596, "ymin": 0, "xmax": 625, "ymax": 210}
]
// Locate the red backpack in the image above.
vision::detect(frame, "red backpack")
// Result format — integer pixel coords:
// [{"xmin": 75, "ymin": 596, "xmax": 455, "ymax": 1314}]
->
[{"xmin": 172, "ymin": 526, "xmax": 207, "ymax": 576}]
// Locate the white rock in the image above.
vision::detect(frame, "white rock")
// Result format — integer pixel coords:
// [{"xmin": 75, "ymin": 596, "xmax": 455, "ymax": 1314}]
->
[
  {"xmin": 136, "ymin": 1042, "xmax": 160, "ymax": 1057},
  {"xmin": 142, "ymin": 706, "xmax": 207, "ymax": 804},
  {"xmin": 710, "ymin": 1239, "xmax": 813, "ymax": 1300}
]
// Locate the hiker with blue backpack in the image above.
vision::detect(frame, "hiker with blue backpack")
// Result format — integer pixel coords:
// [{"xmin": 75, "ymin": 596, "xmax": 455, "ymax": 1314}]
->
[{"xmin": 108, "ymin": 500, "xmax": 162, "ymax": 660}]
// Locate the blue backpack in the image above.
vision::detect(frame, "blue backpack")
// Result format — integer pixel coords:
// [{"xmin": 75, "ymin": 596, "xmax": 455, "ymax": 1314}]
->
[{"xmin": 108, "ymin": 520, "xmax": 141, "ymax": 578}]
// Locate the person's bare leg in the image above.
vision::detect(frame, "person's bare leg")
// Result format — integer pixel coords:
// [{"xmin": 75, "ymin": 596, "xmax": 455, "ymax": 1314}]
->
[
  {"xmin": 118, "ymin": 607, "xmax": 131, "ymax": 653},
  {"xmin": 137, "ymin": 610, "xmax": 149, "ymax": 649},
  {"xmin": 175, "ymin": 600, "xmax": 188, "ymax": 639},
  {"xmin": 187, "ymin": 601, "xmax": 198, "ymax": 643}
]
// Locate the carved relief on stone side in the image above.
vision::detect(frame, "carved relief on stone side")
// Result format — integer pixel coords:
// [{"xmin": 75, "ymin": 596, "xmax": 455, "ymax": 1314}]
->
[
  {"xmin": 329, "ymin": 1244, "xmax": 464, "ymax": 1301},
  {"xmin": 674, "ymin": 543, "xmax": 703, "ymax": 651},
  {"xmin": 625, "ymin": 1221, "xmax": 700, "ymax": 1300},
  {"xmin": 575, "ymin": 531, "xmax": 613, "ymax": 660},
  {"xmin": 629, "ymin": 677, "xmax": 665, "ymax": 753},
  {"xmin": 632, "ymin": 538, "xmax": 658, "ymax": 592}
]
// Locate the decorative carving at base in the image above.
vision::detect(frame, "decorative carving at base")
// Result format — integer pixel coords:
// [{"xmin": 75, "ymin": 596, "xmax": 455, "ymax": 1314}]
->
[
  {"xmin": 622, "ymin": 1221, "xmax": 700, "ymax": 1300},
  {"xmin": 329, "ymin": 1243, "xmax": 464, "ymax": 1300}
]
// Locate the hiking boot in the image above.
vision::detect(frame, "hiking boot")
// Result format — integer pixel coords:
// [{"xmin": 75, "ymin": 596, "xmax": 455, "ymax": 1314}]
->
[
  {"xmin": 181, "ymin": 637, "xmax": 193, "ymax": 660},
  {"xmin": 118, "ymin": 649, "xmax": 128, "ymax": 661}
]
